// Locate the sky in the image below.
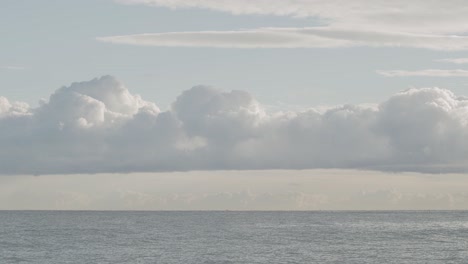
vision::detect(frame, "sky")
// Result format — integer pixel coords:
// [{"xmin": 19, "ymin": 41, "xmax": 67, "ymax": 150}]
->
[{"xmin": 2, "ymin": 0, "xmax": 468, "ymax": 210}]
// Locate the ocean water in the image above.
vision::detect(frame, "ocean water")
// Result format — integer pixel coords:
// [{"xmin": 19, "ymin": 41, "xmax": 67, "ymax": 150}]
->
[{"xmin": 0, "ymin": 211, "xmax": 467, "ymax": 263}]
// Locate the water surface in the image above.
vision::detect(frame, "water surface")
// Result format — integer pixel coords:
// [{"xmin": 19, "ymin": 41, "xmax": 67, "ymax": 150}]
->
[{"xmin": 1, "ymin": 211, "xmax": 467, "ymax": 263}]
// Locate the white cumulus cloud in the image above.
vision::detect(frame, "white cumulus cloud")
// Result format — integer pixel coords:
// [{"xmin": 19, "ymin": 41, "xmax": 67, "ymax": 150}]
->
[{"xmin": 1, "ymin": 76, "xmax": 468, "ymax": 175}]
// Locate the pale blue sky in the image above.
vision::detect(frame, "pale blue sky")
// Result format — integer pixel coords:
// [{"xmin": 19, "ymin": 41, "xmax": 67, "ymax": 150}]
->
[{"xmin": 2, "ymin": 0, "xmax": 468, "ymax": 109}]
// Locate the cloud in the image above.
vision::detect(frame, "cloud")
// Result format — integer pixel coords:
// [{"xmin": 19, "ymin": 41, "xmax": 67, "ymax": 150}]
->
[
  {"xmin": 97, "ymin": 28, "xmax": 468, "ymax": 50},
  {"xmin": 0, "ymin": 97, "xmax": 29, "ymax": 117},
  {"xmin": 377, "ymin": 69, "xmax": 468, "ymax": 77},
  {"xmin": 96, "ymin": 28, "xmax": 353, "ymax": 49},
  {"xmin": 437, "ymin": 58, "xmax": 468, "ymax": 64},
  {"xmin": 106, "ymin": 1, "xmax": 468, "ymax": 50},
  {"xmin": 1, "ymin": 76, "xmax": 468, "ymax": 174},
  {"xmin": 1, "ymin": 66, "xmax": 25, "ymax": 70},
  {"xmin": 116, "ymin": 0, "xmax": 468, "ymax": 34}
]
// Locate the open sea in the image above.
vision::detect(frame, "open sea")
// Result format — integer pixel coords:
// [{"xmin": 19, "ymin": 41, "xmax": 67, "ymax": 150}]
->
[{"xmin": 1, "ymin": 211, "xmax": 467, "ymax": 263}]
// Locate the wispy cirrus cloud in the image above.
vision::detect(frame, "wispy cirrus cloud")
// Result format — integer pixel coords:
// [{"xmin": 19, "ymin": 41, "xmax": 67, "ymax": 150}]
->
[
  {"xmin": 1, "ymin": 66, "xmax": 25, "ymax": 70},
  {"xmin": 437, "ymin": 58, "xmax": 468, "ymax": 64},
  {"xmin": 97, "ymin": 28, "xmax": 353, "ymax": 49},
  {"xmin": 115, "ymin": 0, "xmax": 468, "ymax": 35},
  {"xmin": 377, "ymin": 69, "xmax": 468, "ymax": 77},
  {"xmin": 107, "ymin": 1, "xmax": 468, "ymax": 50},
  {"xmin": 97, "ymin": 27, "xmax": 468, "ymax": 50}
]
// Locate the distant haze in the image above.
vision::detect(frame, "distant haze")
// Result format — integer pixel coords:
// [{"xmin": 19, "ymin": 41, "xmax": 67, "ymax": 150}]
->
[{"xmin": 1, "ymin": 170, "xmax": 467, "ymax": 211}]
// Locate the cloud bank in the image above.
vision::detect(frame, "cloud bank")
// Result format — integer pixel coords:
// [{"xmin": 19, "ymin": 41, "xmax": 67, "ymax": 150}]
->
[{"xmin": 2, "ymin": 76, "xmax": 468, "ymax": 175}]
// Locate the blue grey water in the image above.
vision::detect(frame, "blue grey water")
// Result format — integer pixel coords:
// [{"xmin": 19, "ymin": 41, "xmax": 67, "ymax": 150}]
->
[{"xmin": 1, "ymin": 211, "xmax": 467, "ymax": 263}]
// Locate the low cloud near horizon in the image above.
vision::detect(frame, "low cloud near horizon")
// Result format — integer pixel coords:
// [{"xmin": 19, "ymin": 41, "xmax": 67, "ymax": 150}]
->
[{"xmin": 1, "ymin": 76, "xmax": 468, "ymax": 175}]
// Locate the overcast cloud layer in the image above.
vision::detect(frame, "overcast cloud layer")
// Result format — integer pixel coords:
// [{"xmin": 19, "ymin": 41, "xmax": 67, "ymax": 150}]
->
[
  {"xmin": 1, "ymin": 76, "xmax": 468, "ymax": 175},
  {"xmin": 107, "ymin": 0, "xmax": 468, "ymax": 50}
]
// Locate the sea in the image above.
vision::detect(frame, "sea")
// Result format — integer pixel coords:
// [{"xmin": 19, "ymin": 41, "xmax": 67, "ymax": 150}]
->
[{"xmin": 1, "ymin": 211, "xmax": 467, "ymax": 263}]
